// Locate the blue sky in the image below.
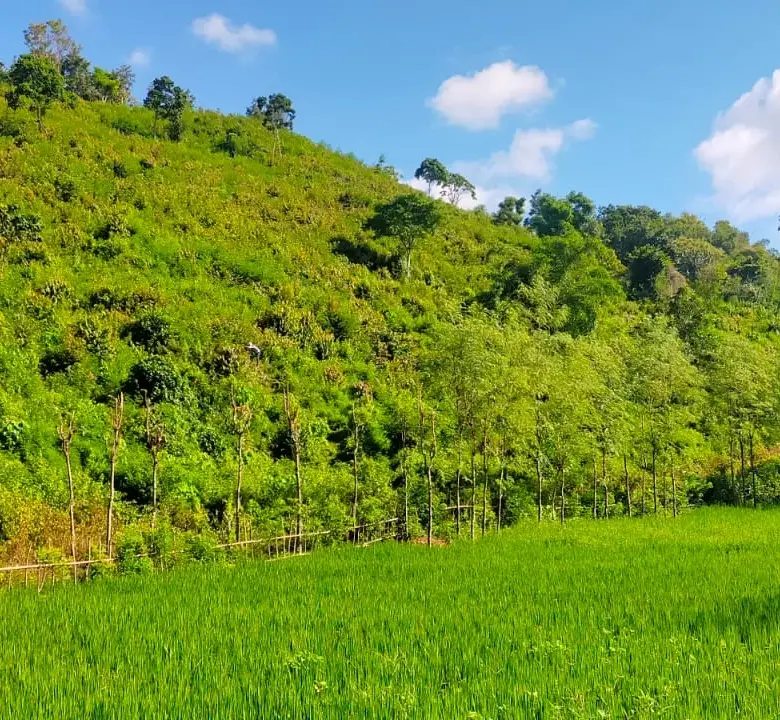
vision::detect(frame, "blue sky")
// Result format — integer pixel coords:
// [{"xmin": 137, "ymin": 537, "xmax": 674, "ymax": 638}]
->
[{"xmin": 4, "ymin": 0, "xmax": 780, "ymax": 242}]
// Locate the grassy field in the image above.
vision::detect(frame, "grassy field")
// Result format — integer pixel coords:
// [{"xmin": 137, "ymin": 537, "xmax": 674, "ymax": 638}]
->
[{"xmin": 1, "ymin": 508, "xmax": 779, "ymax": 719}]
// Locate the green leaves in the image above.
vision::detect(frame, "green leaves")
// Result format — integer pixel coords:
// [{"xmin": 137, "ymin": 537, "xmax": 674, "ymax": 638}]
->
[{"xmin": 6, "ymin": 54, "xmax": 64, "ymax": 130}]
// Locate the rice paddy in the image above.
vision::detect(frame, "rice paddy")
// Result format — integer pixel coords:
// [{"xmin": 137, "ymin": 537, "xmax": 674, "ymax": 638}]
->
[{"xmin": 2, "ymin": 508, "xmax": 779, "ymax": 719}]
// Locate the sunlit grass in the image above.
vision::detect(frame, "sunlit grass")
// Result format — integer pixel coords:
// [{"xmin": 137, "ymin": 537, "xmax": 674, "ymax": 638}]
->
[{"xmin": 2, "ymin": 507, "xmax": 779, "ymax": 719}]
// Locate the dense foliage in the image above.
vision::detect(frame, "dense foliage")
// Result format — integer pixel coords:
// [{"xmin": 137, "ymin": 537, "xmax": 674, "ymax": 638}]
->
[
  {"xmin": 3, "ymin": 509, "xmax": 780, "ymax": 718},
  {"xmin": 2, "ymin": 20, "xmax": 780, "ymax": 564}
]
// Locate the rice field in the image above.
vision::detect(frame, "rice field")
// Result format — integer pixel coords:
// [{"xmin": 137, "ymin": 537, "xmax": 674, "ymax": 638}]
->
[{"xmin": 1, "ymin": 508, "xmax": 780, "ymax": 719}]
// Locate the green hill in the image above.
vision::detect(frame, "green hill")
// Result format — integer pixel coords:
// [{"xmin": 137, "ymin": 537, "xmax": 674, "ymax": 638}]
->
[{"xmin": 2, "ymin": 25, "xmax": 780, "ymax": 567}]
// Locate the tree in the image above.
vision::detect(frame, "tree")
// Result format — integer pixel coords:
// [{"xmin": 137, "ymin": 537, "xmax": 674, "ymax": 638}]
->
[
  {"xmin": 61, "ymin": 51, "xmax": 92, "ymax": 97},
  {"xmin": 283, "ymin": 388, "xmax": 304, "ymax": 548},
  {"xmin": 24, "ymin": 20, "xmax": 79, "ymax": 72},
  {"xmin": 106, "ymin": 394, "xmax": 125, "ymax": 557},
  {"xmin": 144, "ymin": 76, "xmax": 194, "ymax": 140},
  {"xmin": 144, "ymin": 396, "xmax": 166, "ymax": 529},
  {"xmin": 493, "ymin": 196, "xmax": 526, "ymax": 226},
  {"xmin": 525, "ymin": 191, "xmax": 574, "ymax": 237},
  {"xmin": 442, "ymin": 173, "xmax": 476, "ymax": 207},
  {"xmin": 247, "ymin": 93, "xmax": 296, "ymax": 130},
  {"xmin": 231, "ymin": 393, "xmax": 253, "ymax": 543},
  {"xmin": 111, "ymin": 65, "xmax": 135, "ymax": 104},
  {"xmin": 366, "ymin": 194, "xmax": 441, "ymax": 278},
  {"xmin": 57, "ymin": 412, "xmax": 78, "ymax": 582},
  {"xmin": 414, "ymin": 158, "xmax": 449, "ymax": 197},
  {"xmin": 7, "ymin": 54, "xmax": 65, "ymax": 131}
]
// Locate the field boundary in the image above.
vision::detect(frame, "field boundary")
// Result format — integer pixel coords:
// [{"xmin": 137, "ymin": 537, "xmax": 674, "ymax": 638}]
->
[{"xmin": 0, "ymin": 517, "xmax": 401, "ymax": 590}]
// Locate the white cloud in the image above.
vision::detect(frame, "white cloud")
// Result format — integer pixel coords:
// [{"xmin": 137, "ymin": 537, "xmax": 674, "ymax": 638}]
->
[
  {"xmin": 695, "ymin": 70, "xmax": 780, "ymax": 222},
  {"xmin": 428, "ymin": 61, "xmax": 553, "ymax": 130},
  {"xmin": 192, "ymin": 13, "xmax": 277, "ymax": 54},
  {"xmin": 129, "ymin": 48, "xmax": 151, "ymax": 68},
  {"xmin": 454, "ymin": 119, "xmax": 597, "ymax": 185},
  {"xmin": 59, "ymin": 0, "xmax": 87, "ymax": 15}
]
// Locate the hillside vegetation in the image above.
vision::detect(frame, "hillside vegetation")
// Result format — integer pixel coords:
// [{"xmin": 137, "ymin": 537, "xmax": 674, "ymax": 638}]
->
[{"xmin": 2, "ymin": 21, "xmax": 780, "ymax": 565}]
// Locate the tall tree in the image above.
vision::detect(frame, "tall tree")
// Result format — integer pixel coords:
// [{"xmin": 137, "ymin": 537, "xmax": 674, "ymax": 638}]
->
[
  {"xmin": 493, "ymin": 196, "xmax": 526, "ymax": 226},
  {"xmin": 144, "ymin": 76, "xmax": 194, "ymax": 140},
  {"xmin": 7, "ymin": 54, "xmax": 65, "ymax": 131},
  {"xmin": 106, "ymin": 394, "xmax": 125, "ymax": 557},
  {"xmin": 366, "ymin": 194, "xmax": 441, "ymax": 279},
  {"xmin": 414, "ymin": 158, "xmax": 449, "ymax": 197},
  {"xmin": 442, "ymin": 173, "xmax": 477, "ymax": 207},
  {"xmin": 24, "ymin": 20, "xmax": 79, "ymax": 71},
  {"xmin": 57, "ymin": 412, "xmax": 77, "ymax": 581}
]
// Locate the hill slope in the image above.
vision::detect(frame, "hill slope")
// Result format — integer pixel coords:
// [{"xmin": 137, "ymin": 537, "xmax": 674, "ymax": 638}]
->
[{"xmin": 1, "ymin": 79, "xmax": 780, "ymax": 564}]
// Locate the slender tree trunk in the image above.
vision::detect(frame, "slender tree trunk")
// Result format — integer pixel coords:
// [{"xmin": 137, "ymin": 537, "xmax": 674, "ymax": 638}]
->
[
  {"xmin": 481, "ymin": 424, "xmax": 488, "ymax": 538},
  {"xmin": 498, "ymin": 463, "xmax": 505, "ymax": 532},
  {"xmin": 235, "ymin": 432, "xmax": 243, "ymax": 543},
  {"xmin": 592, "ymin": 457, "xmax": 598, "ymax": 520},
  {"xmin": 652, "ymin": 446, "xmax": 658, "ymax": 516},
  {"xmin": 66, "ymin": 448, "xmax": 76, "ymax": 581},
  {"xmin": 729, "ymin": 431, "xmax": 736, "ymax": 501},
  {"xmin": 151, "ymin": 452, "xmax": 159, "ymax": 530},
  {"xmin": 471, "ymin": 443, "xmax": 477, "ymax": 538},
  {"xmin": 624, "ymin": 453, "xmax": 632, "ymax": 518},
  {"xmin": 662, "ymin": 459, "xmax": 668, "ymax": 517},
  {"xmin": 294, "ymin": 444, "xmax": 303, "ymax": 544},
  {"xmin": 351, "ymin": 420, "xmax": 360, "ymax": 527},
  {"xmin": 401, "ymin": 427, "xmax": 410, "ymax": 540},
  {"xmin": 671, "ymin": 454, "xmax": 678, "ymax": 518},
  {"xmin": 560, "ymin": 465, "xmax": 565, "ymax": 525},
  {"xmin": 536, "ymin": 450, "xmax": 543, "ymax": 523},
  {"xmin": 749, "ymin": 431, "xmax": 757, "ymax": 509},
  {"xmin": 602, "ymin": 446, "xmax": 609, "ymax": 520},
  {"xmin": 641, "ymin": 452, "xmax": 647, "ymax": 516},
  {"xmin": 106, "ymin": 394, "xmax": 124, "ymax": 557},
  {"xmin": 58, "ymin": 415, "xmax": 77, "ymax": 583},
  {"xmin": 426, "ymin": 414, "xmax": 438, "ymax": 549},
  {"xmin": 455, "ymin": 434, "xmax": 463, "ymax": 536},
  {"xmin": 739, "ymin": 434, "xmax": 746, "ymax": 506}
]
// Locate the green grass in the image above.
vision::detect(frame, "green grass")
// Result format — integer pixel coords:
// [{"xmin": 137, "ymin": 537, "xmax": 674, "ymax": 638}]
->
[{"xmin": 1, "ymin": 508, "xmax": 779, "ymax": 719}]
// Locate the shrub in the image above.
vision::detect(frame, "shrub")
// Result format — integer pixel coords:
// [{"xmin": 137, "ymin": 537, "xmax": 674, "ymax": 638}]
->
[
  {"xmin": 39, "ymin": 347, "xmax": 79, "ymax": 377},
  {"xmin": 124, "ymin": 312, "xmax": 175, "ymax": 353},
  {"xmin": 126, "ymin": 356, "xmax": 185, "ymax": 404},
  {"xmin": 115, "ymin": 531, "xmax": 154, "ymax": 575}
]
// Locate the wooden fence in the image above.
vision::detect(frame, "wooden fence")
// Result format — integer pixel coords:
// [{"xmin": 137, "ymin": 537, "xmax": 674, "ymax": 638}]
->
[{"xmin": 0, "ymin": 517, "xmax": 401, "ymax": 591}]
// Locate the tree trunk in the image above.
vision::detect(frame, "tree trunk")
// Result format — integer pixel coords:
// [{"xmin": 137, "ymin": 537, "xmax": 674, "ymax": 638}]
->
[
  {"xmin": 749, "ymin": 431, "xmax": 757, "ymax": 509},
  {"xmin": 729, "ymin": 431, "xmax": 736, "ymax": 501},
  {"xmin": 592, "ymin": 457, "xmax": 598, "ymax": 520},
  {"xmin": 235, "ymin": 432, "xmax": 243, "ymax": 543},
  {"xmin": 294, "ymin": 444, "xmax": 303, "ymax": 545},
  {"xmin": 601, "ymin": 446, "xmax": 608, "ymax": 520},
  {"xmin": 641, "ymin": 452, "xmax": 647, "ymax": 516},
  {"xmin": 351, "ymin": 444, "xmax": 360, "ymax": 528},
  {"xmin": 671, "ymin": 454, "xmax": 678, "ymax": 518},
  {"xmin": 739, "ymin": 434, "xmax": 746, "ymax": 506},
  {"xmin": 481, "ymin": 425, "xmax": 488, "ymax": 538},
  {"xmin": 498, "ymin": 463, "xmax": 505, "ymax": 532},
  {"xmin": 401, "ymin": 428, "xmax": 409, "ymax": 540},
  {"xmin": 652, "ymin": 446, "xmax": 658, "ymax": 516},
  {"xmin": 106, "ymin": 394, "xmax": 124, "ymax": 557},
  {"xmin": 151, "ymin": 452, "xmax": 159, "ymax": 530},
  {"xmin": 536, "ymin": 450, "xmax": 543, "ymax": 523},
  {"xmin": 624, "ymin": 453, "xmax": 632, "ymax": 518},
  {"xmin": 662, "ymin": 459, "xmax": 668, "ymax": 517},
  {"xmin": 471, "ymin": 445, "xmax": 477, "ymax": 538},
  {"xmin": 65, "ymin": 444, "xmax": 77, "ymax": 582},
  {"xmin": 455, "ymin": 435, "xmax": 462, "ymax": 536},
  {"xmin": 560, "ymin": 465, "xmax": 565, "ymax": 525},
  {"xmin": 427, "ymin": 414, "xmax": 437, "ymax": 549}
]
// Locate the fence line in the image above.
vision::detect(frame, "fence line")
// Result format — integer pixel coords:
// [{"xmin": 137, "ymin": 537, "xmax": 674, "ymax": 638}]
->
[{"xmin": 0, "ymin": 519, "xmax": 401, "ymax": 582}]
